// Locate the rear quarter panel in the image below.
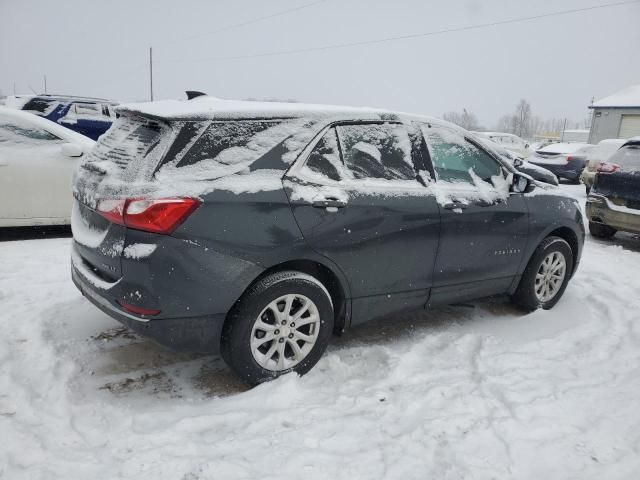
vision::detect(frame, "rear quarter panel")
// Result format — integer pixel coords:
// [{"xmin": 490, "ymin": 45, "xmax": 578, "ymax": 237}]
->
[{"xmin": 155, "ymin": 187, "xmax": 349, "ymax": 317}]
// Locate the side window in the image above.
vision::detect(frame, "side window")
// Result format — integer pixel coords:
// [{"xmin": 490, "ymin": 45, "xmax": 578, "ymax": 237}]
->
[
  {"xmin": 73, "ymin": 103, "xmax": 102, "ymax": 118},
  {"xmin": 0, "ymin": 115, "xmax": 61, "ymax": 144},
  {"xmin": 301, "ymin": 127, "xmax": 345, "ymax": 181},
  {"xmin": 336, "ymin": 123, "xmax": 415, "ymax": 180},
  {"xmin": 175, "ymin": 120, "xmax": 281, "ymax": 168},
  {"xmin": 423, "ymin": 127, "xmax": 503, "ymax": 183}
]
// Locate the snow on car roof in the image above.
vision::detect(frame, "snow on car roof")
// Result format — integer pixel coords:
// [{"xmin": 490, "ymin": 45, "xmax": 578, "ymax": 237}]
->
[
  {"xmin": 116, "ymin": 95, "xmax": 442, "ymax": 124},
  {"xmin": 473, "ymin": 131, "xmax": 521, "ymax": 138},
  {"xmin": 537, "ymin": 142, "xmax": 590, "ymax": 154},
  {"xmin": 0, "ymin": 106, "xmax": 95, "ymax": 147},
  {"xmin": 591, "ymin": 84, "xmax": 640, "ymax": 108}
]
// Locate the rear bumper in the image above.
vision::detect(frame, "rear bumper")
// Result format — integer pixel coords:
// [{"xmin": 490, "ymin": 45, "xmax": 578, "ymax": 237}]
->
[
  {"xmin": 586, "ymin": 195, "xmax": 640, "ymax": 234},
  {"xmin": 71, "ymin": 247, "xmax": 226, "ymax": 353}
]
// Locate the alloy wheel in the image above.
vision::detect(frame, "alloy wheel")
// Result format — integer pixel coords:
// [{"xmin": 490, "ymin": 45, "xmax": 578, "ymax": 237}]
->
[
  {"xmin": 534, "ymin": 251, "xmax": 567, "ymax": 303},
  {"xmin": 250, "ymin": 294, "xmax": 321, "ymax": 371}
]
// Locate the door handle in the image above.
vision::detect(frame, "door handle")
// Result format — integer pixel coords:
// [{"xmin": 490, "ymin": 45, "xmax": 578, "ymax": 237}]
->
[
  {"xmin": 444, "ymin": 202, "xmax": 467, "ymax": 210},
  {"xmin": 312, "ymin": 198, "xmax": 346, "ymax": 209}
]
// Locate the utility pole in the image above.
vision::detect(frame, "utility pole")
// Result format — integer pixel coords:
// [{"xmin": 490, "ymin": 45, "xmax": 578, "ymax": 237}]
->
[
  {"xmin": 149, "ymin": 47, "xmax": 154, "ymax": 101},
  {"xmin": 43, "ymin": 75, "xmax": 47, "ymax": 94}
]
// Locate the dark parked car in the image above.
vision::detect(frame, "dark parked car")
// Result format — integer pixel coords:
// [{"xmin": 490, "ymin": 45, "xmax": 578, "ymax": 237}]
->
[
  {"xmin": 528, "ymin": 142, "xmax": 593, "ymax": 183},
  {"xmin": 586, "ymin": 137, "xmax": 640, "ymax": 238},
  {"xmin": 14, "ymin": 94, "xmax": 118, "ymax": 140},
  {"xmin": 71, "ymin": 96, "xmax": 585, "ymax": 384},
  {"xmin": 472, "ymin": 135, "xmax": 559, "ymax": 186}
]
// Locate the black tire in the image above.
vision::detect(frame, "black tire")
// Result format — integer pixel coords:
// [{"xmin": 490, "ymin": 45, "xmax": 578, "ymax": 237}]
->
[
  {"xmin": 221, "ymin": 271, "xmax": 334, "ymax": 385},
  {"xmin": 512, "ymin": 236, "xmax": 573, "ymax": 312},
  {"xmin": 589, "ymin": 221, "xmax": 616, "ymax": 239}
]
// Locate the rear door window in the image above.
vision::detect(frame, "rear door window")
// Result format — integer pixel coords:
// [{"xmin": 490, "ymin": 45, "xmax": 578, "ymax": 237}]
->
[
  {"xmin": 423, "ymin": 126, "xmax": 503, "ymax": 183},
  {"xmin": 336, "ymin": 123, "xmax": 415, "ymax": 180},
  {"xmin": 174, "ymin": 121, "xmax": 281, "ymax": 169}
]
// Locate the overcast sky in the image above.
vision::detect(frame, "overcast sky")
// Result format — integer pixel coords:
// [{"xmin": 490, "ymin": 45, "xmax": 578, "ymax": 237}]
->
[{"xmin": 1, "ymin": 0, "xmax": 639, "ymax": 127}]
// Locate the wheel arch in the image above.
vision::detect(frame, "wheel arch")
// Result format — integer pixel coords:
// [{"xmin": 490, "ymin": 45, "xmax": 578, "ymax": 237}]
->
[
  {"xmin": 228, "ymin": 258, "xmax": 350, "ymax": 334},
  {"xmin": 524, "ymin": 224, "xmax": 582, "ymax": 278}
]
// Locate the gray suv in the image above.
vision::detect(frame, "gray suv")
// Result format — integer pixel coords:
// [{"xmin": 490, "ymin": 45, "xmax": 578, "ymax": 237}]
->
[{"xmin": 71, "ymin": 96, "xmax": 584, "ymax": 384}]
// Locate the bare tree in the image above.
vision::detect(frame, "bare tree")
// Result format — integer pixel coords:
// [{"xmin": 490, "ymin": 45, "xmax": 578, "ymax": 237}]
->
[
  {"xmin": 513, "ymin": 99, "xmax": 532, "ymax": 138},
  {"xmin": 442, "ymin": 108, "xmax": 479, "ymax": 131}
]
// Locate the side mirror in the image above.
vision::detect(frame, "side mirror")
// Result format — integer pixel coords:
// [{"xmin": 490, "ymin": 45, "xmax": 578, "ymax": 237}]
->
[
  {"xmin": 61, "ymin": 143, "xmax": 84, "ymax": 157},
  {"xmin": 513, "ymin": 158, "xmax": 523, "ymax": 168},
  {"xmin": 512, "ymin": 173, "xmax": 533, "ymax": 194}
]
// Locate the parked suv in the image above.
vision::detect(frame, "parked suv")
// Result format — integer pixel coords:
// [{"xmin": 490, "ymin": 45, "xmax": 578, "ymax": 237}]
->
[
  {"xmin": 586, "ymin": 137, "xmax": 640, "ymax": 238},
  {"xmin": 71, "ymin": 96, "xmax": 584, "ymax": 384},
  {"xmin": 9, "ymin": 94, "xmax": 118, "ymax": 140}
]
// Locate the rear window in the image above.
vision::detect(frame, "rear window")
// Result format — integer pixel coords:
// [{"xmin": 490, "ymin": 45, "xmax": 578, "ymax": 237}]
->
[
  {"xmin": 609, "ymin": 144, "xmax": 640, "ymax": 171},
  {"xmin": 82, "ymin": 115, "xmax": 171, "ymax": 176},
  {"xmin": 21, "ymin": 98, "xmax": 59, "ymax": 116}
]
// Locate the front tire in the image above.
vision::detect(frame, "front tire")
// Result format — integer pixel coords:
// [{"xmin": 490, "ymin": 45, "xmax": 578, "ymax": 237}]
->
[
  {"xmin": 589, "ymin": 221, "xmax": 616, "ymax": 239},
  {"xmin": 512, "ymin": 236, "xmax": 573, "ymax": 312},
  {"xmin": 221, "ymin": 271, "xmax": 334, "ymax": 385}
]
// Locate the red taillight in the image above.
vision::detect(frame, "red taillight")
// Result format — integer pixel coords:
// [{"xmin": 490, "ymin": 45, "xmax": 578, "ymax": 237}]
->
[
  {"xmin": 597, "ymin": 162, "xmax": 621, "ymax": 173},
  {"xmin": 566, "ymin": 155, "xmax": 573, "ymax": 163},
  {"xmin": 96, "ymin": 197, "xmax": 200, "ymax": 234},
  {"xmin": 117, "ymin": 301, "xmax": 161, "ymax": 317},
  {"xmin": 96, "ymin": 198, "xmax": 126, "ymax": 226}
]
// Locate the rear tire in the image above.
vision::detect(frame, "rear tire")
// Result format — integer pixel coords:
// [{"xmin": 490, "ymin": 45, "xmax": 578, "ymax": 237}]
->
[
  {"xmin": 512, "ymin": 236, "xmax": 573, "ymax": 312},
  {"xmin": 221, "ymin": 271, "xmax": 334, "ymax": 385},
  {"xmin": 589, "ymin": 222, "xmax": 616, "ymax": 239}
]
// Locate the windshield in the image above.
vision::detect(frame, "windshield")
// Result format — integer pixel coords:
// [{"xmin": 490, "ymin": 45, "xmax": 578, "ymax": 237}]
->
[{"xmin": 609, "ymin": 144, "xmax": 640, "ymax": 171}]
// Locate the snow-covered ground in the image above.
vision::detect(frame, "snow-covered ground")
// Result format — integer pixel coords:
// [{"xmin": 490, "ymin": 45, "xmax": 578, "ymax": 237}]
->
[{"xmin": 2, "ymin": 185, "xmax": 640, "ymax": 479}]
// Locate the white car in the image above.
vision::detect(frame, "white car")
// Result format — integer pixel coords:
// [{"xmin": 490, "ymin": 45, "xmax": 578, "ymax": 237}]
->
[
  {"xmin": 0, "ymin": 106, "xmax": 95, "ymax": 227},
  {"xmin": 472, "ymin": 131, "xmax": 530, "ymax": 158}
]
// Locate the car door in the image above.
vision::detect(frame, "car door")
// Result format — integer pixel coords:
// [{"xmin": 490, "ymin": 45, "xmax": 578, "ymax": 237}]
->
[
  {"xmin": 0, "ymin": 112, "xmax": 73, "ymax": 222},
  {"xmin": 421, "ymin": 123, "xmax": 529, "ymax": 305},
  {"xmin": 284, "ymin": 121, "xmax": 441, "ymax": 325}
]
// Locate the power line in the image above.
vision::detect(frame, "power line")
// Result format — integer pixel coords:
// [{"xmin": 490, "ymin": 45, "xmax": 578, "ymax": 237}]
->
[
  {"xmin": 175, "ymin": 0, "xmax": 639, "ymax": 63},
  {"xmin": 159, "ymin": 0, "xmax": 328, "ymax": 47}
]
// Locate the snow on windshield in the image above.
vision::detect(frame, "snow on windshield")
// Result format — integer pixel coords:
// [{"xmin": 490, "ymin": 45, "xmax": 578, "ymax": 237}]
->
[{"xmin": 0, "ymin": 113, "xmax": 62, "ymax": 145}]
